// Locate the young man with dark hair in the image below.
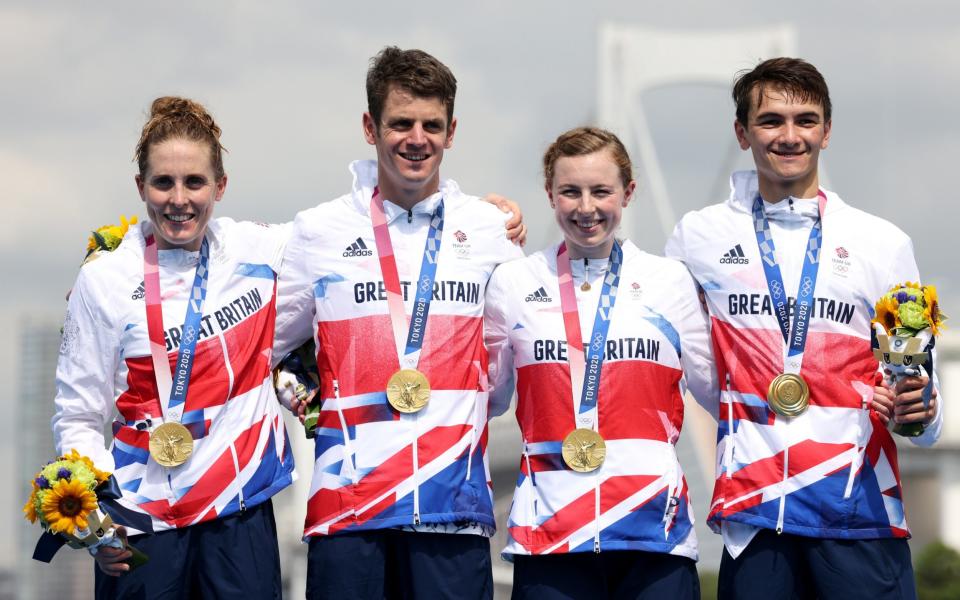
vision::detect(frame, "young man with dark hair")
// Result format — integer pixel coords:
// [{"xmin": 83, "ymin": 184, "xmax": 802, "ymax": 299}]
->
[
  {"xmin": 274, "ymin": 47, "xmax": 523, "ymax": 599},
  {"xmin": 666, "ymin": 57, "xmax": 943, "ymax": 599}
]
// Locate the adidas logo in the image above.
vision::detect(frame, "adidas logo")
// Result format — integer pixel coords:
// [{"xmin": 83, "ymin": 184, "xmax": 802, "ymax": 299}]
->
[
  {"xmin": 719, "ymin": 244, "xmax": 749, "ymax": 265},
  {"xmin": 131, "ymin": 281, "xmax": 145, "ymax": 300},
  {"xmin": 343, "ymin": 237, "xmax": 373, "ymax": 257},
  {"xmin": 525, "ymin": 287, "xmax": 553, "ymax": 303}
]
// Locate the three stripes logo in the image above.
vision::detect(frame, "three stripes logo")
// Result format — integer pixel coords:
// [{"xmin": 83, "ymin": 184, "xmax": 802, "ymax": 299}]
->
[
  {"xmin": 131, "ymin": 281, "xmax": 145, "ymax": 300},
  {"xmin": 525, "ymin": 286, "xmax": 553, "ymax": 303},
  {"xmin": 343, "ymin": 237, "xmax": 373, "ymax": 257},
  {"xmin": 719, "ymin": 244, "xmax": 749, "ymax": 265}
]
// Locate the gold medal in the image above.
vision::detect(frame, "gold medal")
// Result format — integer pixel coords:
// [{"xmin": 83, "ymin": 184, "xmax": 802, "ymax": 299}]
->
[
  {"xmin": 386, "ymin": 369, "xmax": 431, "ymax": 413},
  {"xmin": 767, "ymin": 373, "xmax": 810, "ymax": 417},
  {"xmin": 561, "ymin": 428, "xmax": 606, "ymax": 472},
  {"xmin": 580, "ymin": 282, "xmax": 591, "ymax": 292},
  {"xmin": 149, "ymin": 422, "xmax": 194, "ymax": 467}
]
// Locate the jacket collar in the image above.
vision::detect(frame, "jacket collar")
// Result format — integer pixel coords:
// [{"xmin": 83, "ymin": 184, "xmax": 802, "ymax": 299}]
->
[
  {"xmin": 348, "ymin": 159, "xmax": 459, "ymax": 223},
  {"xmin": 726, "ymin": 170, "xmax": 846, "ymax": 219}
]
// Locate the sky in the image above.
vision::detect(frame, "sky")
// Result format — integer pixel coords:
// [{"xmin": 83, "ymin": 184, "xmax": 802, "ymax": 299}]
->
[{"xmin": 1, "ymin": 0, "xmax": 958, "ymax": 571}]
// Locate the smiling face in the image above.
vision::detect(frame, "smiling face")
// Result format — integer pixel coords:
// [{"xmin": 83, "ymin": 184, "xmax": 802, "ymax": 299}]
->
[
  {"xmin": 362, "ymin": 85, "xmax": 456, "ymax": 209},
  {"xmin": 547, "ymin": 149, "xmax": 635, "ymax": 259},
  {"xmin": 135, "ymin": 137, "xmax": 226, "ymax": 251},
  {"xmin": 735, "ymin": 84, "xmax": 832, "ymax": 201}
]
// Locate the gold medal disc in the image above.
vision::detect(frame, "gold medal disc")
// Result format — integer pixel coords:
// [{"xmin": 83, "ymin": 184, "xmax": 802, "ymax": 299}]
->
[
  {"xmin": 561, "ymin": 428, "xmax": 606, "ymax": 472},
  {"xmin": 767, "ymin": 373, "xmax": 810, "ymax": 418},
  {"xmin": 386, "ymin": 369, "xmax": 431, "ymax": 413},
  {"xmin": 149, "ymin": 422, "xmax": 194, "ymax": 467}
]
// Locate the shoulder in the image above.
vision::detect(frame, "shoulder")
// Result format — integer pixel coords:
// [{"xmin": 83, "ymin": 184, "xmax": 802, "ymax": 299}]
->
[
  {"xmin": 625, "ymin": 242, "xmax": 695, "ymax": 286},
  {"xmin": 675, "ymin": 201, "xmax": 737, "ymax": 233},
  {"xmin": 490, "ymin": 247, "xmax": 551, "ymax": 286},
  {"xmin": 829, "ymin": 195, "xmax": 911, "ymax": 244},
  {"xmin": 289, "ymin": 193, "xmax": 357, "ymax": 240},
  {"xmin": 446, "ymin": 190, "xmax": 510, "ymax": 228}
]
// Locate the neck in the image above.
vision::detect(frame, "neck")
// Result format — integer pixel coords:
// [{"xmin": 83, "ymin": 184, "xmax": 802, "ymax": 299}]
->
[
  {"xmin": 758, "ymin": 173, "xmax": 820, "ymax": 204},
  {"xmin": 377, "ymin": 172, "xmax": 441, "ymax": 211},
  {"xmin": 565, "ymin": 238, "xmax": 614, "ymax": 260}
]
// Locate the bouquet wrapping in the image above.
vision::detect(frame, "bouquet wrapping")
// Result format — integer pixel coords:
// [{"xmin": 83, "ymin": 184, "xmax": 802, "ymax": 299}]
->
[{"xmin": 872, "ymin": 282, "xmax": 946, "ymax": 437}]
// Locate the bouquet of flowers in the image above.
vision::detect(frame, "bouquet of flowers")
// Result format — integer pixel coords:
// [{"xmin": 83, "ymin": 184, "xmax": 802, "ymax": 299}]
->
[
  {"xmin": 872, "ymin": 282, "xmax": 946, "ymax": 436},
  {"xmin": 83, "ymin": 215, "xmax": 137, "ymax": 264},
  {"xmin": 24, "ymin": 449, "xmax": 147, "ymax": 568}
]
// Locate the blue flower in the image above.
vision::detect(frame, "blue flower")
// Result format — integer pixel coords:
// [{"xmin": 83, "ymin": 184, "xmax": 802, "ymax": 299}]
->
[
  {"xmin": 35, "ymin": 475, "xmax": 50, "ymax": 489},
  {"xmin": 897, "ymin": 291, "xmax": 908, "ymax": 303},
  {"xmin": 57, "ymin": 467, "xmax": 72, "ymax": 481}
]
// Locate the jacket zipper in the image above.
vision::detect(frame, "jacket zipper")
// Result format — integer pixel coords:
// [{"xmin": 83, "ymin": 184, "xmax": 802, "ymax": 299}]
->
[
  {"xmin": 593, "ymin": 480, "xmax": 601, "ymax": 552},
  {"xmin": 776, "ymin": 436, "xmax": 789, "ymax": 534},
  {"xmin": 333, "ymin": 379, "xmax": 357, "ymax": 483},
  {"xmin": 843, "ymin": 393, "xmax": 870, "ymax": 499},
  {"xmin": 412, "ymin": 412, "xmax": 421, "ymax": 525},
  {"xmin": 218, "ymin": 331, "xmax": 244, "ymax": 511}
]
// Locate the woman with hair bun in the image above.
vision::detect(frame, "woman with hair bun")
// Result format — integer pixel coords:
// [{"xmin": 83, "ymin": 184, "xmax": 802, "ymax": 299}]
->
[
  {"xmin": 484, "ymin": 127, "xmax": 718, "ymax": 598},
  {"xmin": 52, "ymin": 96, "xmax": 293, "ymax": 598}
]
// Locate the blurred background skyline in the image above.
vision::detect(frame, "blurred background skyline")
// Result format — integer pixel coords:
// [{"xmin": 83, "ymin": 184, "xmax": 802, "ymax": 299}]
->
[{"xmin": 2, "ymin": 1, "xmax": 959, "ymax": 597}]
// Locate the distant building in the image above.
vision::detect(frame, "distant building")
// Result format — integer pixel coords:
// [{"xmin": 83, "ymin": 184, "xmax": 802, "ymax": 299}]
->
[{"xmin": 16, "ymin": 315, "xmax": 93, "ymax": 600}]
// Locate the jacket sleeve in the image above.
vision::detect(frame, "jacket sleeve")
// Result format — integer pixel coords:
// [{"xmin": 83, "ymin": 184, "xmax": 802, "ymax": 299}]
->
[
  {"xmin": 484, "ymin": 266, "xmax": 517, "ymax": 418},
  {"xmin": 673, "ymin": 263, "xmax": 720, "ymax": 420},
  {"xmin": 273, "ymin": 213, "xmax": 319, "ymax": 365},
  {"xmin": 51, "ymin": 269, "xmax": 120, "ymax": 471},
  {"xmin": 663, "ymin": 216, "xmax": 689, "ymax": 263},
  {"xmin": 884, "ymin": 235, "xmax": 944, "ymax": 447}
]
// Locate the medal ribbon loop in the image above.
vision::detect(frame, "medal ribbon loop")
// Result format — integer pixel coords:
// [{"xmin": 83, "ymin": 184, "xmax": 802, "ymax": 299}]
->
[
  {"xmin": 751, "ymin": 192, "xmax": 826, "ymax": 375},
  {"xmin": 144, "ymin": 233, "xmax": 210, "ymax": 425},
  {"xmin": 369, "ymin": 188, "xmax": 445, "ymax": 370},
  {"xmin": 556, "ymin": 241, "xmax": 623, "ymax": 430}
]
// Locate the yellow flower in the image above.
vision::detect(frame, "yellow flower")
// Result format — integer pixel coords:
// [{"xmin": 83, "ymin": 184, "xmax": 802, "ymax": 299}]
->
[
  {"xmin": 23, "ymin": 488, "xmax": 38, "ymax": 524},
  {"xmin": 86, "ymin": 215, "xmax": 138, "ymax": 253},
  {"xmin": 41, "ymin": 479, "xmax": 98, "ymax": 535},
  {"xmin": 66, "ymin": 448, "xmax": 111, "ymax": 484},
  {"xmin": 873, "ymin": 294, "xmax": 900, "ymax": 333},
  {"xmin": 922, "ymin": 285, "xmax": 946, "ymax": 335}
]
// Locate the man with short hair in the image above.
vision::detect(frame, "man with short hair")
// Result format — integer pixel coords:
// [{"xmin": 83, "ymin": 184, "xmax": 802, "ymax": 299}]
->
[
  {"xmin": 666, "ymin": 57, "xmax": 943, "ymax": 599},
  {"xmin": 274, "ymin": 47, "xmax": 523, "ymax": 599}
]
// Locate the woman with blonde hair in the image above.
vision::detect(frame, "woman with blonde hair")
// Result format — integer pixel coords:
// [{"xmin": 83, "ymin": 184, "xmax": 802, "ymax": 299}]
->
[{"xmin": 484, "ymin": 127, "xmax": 718, "ymax": 599}]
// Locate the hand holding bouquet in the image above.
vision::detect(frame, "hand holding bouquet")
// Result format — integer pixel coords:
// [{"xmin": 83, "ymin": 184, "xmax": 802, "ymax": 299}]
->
[
  {"xmin": 872, "ymin": 282, "xmax": 946, "ymax": 436},
  {"xmin": 24, "ymin": 449, "xmax": 148, "ymax": 569},
  {"xmin": 273, "ymin": 340, "xmax": 321, "ymax": 437}
]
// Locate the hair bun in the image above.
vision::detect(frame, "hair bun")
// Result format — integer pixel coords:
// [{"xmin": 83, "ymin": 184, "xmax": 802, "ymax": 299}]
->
[
  {"xmin": 148, "ymin": 96, "xmax": 221, "ymax": 140},
  {"xmin": 135, "ymin": 96, "xmax": 226, "ymax": 178}
]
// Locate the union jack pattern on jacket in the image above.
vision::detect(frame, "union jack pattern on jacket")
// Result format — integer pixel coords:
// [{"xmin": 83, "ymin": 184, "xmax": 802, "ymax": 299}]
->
[
  {"xmin": 53, "ymin": 218, "xmax": 295, "ymax": 534},
  {"xmin": 485, "ymin": 241, "xmax": 718, "ymax": 559},
  {"xmin": 665, "ymin": 170, "xmax": 943, "ymax": 540},
  {"xmin": 275, "ymin": 160, "xmax": 522, "ymax": 538}
]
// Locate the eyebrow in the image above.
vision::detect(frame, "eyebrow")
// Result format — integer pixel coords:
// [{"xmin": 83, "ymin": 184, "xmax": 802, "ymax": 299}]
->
[{"xmin": 755, "ymin": 110, "xmax": 822, "ymax": 120}]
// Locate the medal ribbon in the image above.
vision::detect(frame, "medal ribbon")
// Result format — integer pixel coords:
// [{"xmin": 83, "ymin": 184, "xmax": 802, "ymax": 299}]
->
[
  {"xmin": 143, "ymin": 233, "xmax": 210, "ymax": 425},
  {"xmin": 556, "ymin": 241, "xmax": 623, "ymax": 430},
  {"xmin": 751, "ymin": 192, "xmax": 827, "ymax": 374},
  {"xmin": 369, "ymin": 188, "xmax": 444, "ymax": 370}
]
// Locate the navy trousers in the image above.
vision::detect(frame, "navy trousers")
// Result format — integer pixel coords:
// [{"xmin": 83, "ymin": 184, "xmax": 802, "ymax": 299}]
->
[
  {"xmin": 94, "ymin": 500, "xmax": 281, "ymax": 599},
  {"xmin": 511, "ymin": 550, "xmax": 700, "ymax": 599},
  {"xmin": 718, "ymin": 528, "xmax": 917, "ymax": 600},
  {"xmin": 306, "ymin": 529, "xmax": 493, "ymax": 599}
]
